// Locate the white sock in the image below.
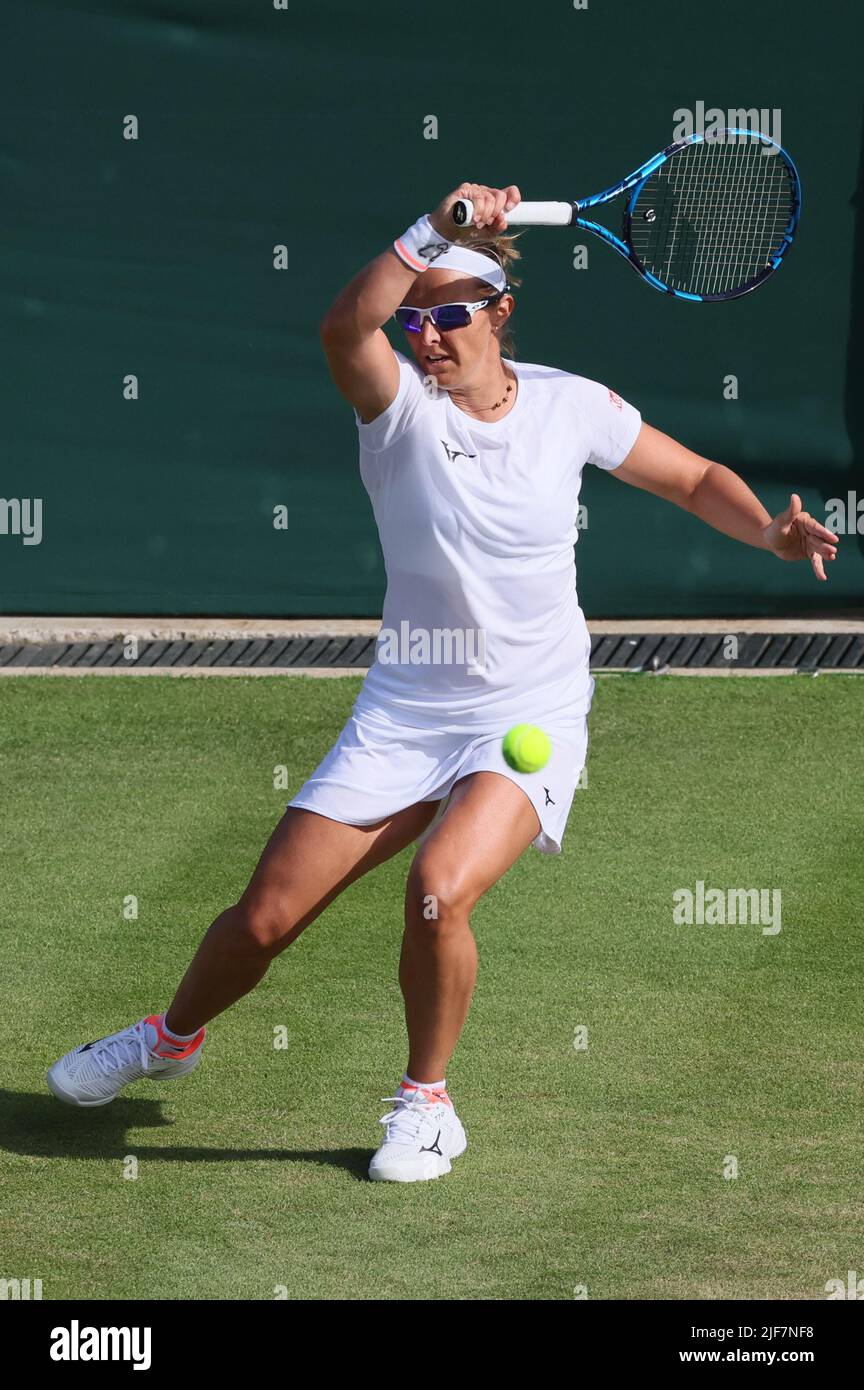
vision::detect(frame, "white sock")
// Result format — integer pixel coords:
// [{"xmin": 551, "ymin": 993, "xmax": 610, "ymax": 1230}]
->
[
  {"xmin": 160, "ymin": 1016, "xmax": 201, "ymax": 1043},
  {"xmin": 401, "ymin": 1072, "xmax": 446, "ymax": 1093}
]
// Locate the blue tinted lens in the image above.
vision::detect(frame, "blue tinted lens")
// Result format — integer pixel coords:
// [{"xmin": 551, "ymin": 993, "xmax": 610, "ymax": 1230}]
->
[
  {"xmin": 395, "ymin": 308, "xmax": 422, "ymax": 332},
  {"xmin": 433, "ymin": 305, "xmax": 472, "ymax": 329}
]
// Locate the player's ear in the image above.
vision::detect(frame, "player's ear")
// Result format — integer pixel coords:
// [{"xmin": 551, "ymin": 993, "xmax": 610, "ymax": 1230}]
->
[{"xmin": 496, "ymin": 293, "xmax": 514, "ymax": 327}]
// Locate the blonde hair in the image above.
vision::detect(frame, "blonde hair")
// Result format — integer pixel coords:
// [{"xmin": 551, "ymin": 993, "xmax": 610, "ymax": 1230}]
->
[{"xmin": 467, "ymin": 231, "xmax": 525, "ymax": 360}]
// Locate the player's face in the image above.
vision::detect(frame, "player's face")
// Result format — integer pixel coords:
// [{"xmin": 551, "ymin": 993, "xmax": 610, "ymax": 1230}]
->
[{"xmin": 398, "ymin": 271, "xmax": 512, "ymax": 384}]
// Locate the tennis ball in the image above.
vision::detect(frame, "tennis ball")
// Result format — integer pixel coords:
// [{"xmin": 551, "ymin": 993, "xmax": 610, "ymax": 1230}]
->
[{"xmin": 502, "ymin": 724, "xmax": 552, "ymax": 774}]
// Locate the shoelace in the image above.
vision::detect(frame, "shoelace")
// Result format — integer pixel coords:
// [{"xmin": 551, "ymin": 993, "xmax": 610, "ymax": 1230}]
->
[
  {"xmin": 90, "ymin": 1024, "xmax": 151, "ymax": 1078},
  {"xmin": 378, "ymin": 1094, "xmax": 442, "ymax": 1145}
]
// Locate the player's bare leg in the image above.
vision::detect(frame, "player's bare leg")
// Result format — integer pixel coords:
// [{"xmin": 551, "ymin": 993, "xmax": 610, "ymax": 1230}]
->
[
  {"xmin": 369, "ymin": 772, "xmax": 539, "ymax": 1182},
  {"xmin": 401, "ymin": 771, "xmax": 540, "ymax": 1080},
  {"xmin": 166, "ymin": 802, "xmax": 439, "ymax": 1034},
  {"xmin": 47, "ymin": 802, "xmax": 438, "ymax": 1107}
]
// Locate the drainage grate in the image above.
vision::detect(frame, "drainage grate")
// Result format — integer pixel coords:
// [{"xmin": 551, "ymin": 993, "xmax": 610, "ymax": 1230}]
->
[
  {"xmin": 590, "ymin": 632, "xmax": 864, "ymax": 672},
  {"xmin": 0, "ymin": 633, "xmax": 862, "ymax": 672},
  {"xmin": 0, "ymin": 635, "xmax": 379, "ymax": 670}
]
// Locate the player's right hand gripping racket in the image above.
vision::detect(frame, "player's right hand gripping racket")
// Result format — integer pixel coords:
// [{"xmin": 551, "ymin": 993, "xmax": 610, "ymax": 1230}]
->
[{"xmin": 451, "ymin": 129, "xmax": 801, "ymax": 301}]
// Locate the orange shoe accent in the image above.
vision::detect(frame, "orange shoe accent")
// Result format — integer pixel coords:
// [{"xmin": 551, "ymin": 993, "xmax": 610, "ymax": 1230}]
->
[
  {"xmin": 145, "ymin": 1014, "xmax": 205, "ymax": 1060},
  {"xmin": 399, "ymin": 1082, "xmax": 452, "ymax": 1107}
]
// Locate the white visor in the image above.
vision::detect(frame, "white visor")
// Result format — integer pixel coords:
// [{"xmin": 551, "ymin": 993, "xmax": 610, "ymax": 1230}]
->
[{"xmin": 428, "ymin": 244, "xmax": 508, "ymax": 293}]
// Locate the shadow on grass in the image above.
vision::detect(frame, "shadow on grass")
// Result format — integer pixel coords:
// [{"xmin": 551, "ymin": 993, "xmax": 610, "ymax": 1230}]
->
[{"xmin": 0, "ymin": 1091, "xmax": 371, "ymax": 1178}]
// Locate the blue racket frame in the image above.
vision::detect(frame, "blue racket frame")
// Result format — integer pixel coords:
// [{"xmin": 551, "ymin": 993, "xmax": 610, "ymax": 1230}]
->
[{"xmin": 571, "ymin": 129, "xmax": 802, "ymax": 302}]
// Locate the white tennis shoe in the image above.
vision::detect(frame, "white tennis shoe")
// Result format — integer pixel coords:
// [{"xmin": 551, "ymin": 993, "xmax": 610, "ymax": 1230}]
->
[
  {"xmin": 369, "ymin": 1083, "xmax": 467, "ymax": 1182},
  {"xmin": 46, "ymin": 1015, "xmax": 205, "ymax": 1107}
]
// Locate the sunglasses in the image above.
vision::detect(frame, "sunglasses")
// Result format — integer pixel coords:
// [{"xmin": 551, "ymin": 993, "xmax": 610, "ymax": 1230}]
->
[{"xmin": 394, "ymin": 292, "xmax": 506, "ymax": 334}]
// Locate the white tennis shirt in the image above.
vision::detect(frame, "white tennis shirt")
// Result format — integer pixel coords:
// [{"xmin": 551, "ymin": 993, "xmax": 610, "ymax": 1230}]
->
[{"xmin": 352, "ymin": 350, "xmax": 641, "ymax": 731}]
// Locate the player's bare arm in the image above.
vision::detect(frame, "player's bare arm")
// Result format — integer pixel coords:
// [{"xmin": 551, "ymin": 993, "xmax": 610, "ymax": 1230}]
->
[
  {"xmin": 319, "ymin": 183, "xmax": 521, "ymax": 423},
  {"xmin": 611, "ymin": 422, "xmax": 840, "ymax": 582}
]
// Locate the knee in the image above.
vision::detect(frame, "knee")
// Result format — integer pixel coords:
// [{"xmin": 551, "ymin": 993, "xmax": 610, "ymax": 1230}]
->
[
  {"xmin": 405, "ymin": 853, "xmax": 478, "ymax": 932},
  {"xmin": 229, "ymin": 893, "xmax": 299, "ymax": 954}
]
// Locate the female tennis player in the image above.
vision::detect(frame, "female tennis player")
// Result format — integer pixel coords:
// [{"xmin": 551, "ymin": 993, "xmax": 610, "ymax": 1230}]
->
[{"xmin": 47, "ymin": 182, "xmax": 838, "ymax": 1183}]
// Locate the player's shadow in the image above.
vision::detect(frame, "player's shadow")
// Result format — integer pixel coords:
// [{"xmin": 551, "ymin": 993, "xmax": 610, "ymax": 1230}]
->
[{"xmin": 0, "ymin": 1090, "xmax": 371, "ymax": 1180}]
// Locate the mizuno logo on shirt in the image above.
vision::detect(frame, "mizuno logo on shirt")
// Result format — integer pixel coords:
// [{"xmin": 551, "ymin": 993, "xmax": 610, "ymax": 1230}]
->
[
  {"xmin": 544, "ymin": 788, "xmax": 555, "ymax": 806},
  {"xmin": 441, "ymin": 441, "xmax": 477, "ymax": 464}
]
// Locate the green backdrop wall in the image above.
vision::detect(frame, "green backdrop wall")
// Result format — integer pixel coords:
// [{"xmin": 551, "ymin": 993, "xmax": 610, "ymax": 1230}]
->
[{"xmin": 1, "ymin": 0, "xmax": 861, "ymax": 617}]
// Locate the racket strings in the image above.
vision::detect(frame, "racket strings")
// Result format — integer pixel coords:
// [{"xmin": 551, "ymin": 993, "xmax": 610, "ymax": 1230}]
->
[{"xmin": 629, "ymin": 135, "xmax": 795, "ymax": 297}]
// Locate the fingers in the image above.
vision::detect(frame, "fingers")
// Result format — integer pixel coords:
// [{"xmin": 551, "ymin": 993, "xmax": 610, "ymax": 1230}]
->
[
  {"xmin": 772, "ymin": 498, "xmax": 840, "ymax": 579},
  {"xmin": 489, "ymin": 190, "xmax": 510, "ymax": 230},
  {"xmin": 782, "ymin": 493, "xmax": 803, "ymax": 536},
  {"xmin": 457, "ymin": 183, "xmax": 520, "ymax": 231},
  {"xmin": 456, "ymin": 184, "xmax": 494, "ymax": 229},
  {"xmin": 798, "ymin": 512, "xmax": 839, "ymax": 558},
  {"xmin": 809, "ymin": 537, "xmax": 838, "ymax": 560},
  {"xmin": 795, "ymin": 510, "xmax": 837, "ymax": 581},
  {"xmin": 801, "ymin": 512, "xmax": 840, "ymax": 547}
]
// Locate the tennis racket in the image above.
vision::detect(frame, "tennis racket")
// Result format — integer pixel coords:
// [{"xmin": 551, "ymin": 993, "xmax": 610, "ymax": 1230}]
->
[{"xmin": 451, "ymin": 129, "xmax": 801, "ymax": 302}]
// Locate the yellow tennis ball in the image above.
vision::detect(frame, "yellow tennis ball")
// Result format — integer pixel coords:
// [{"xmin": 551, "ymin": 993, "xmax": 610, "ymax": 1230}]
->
[{"xmin": 502, "ymin": 724, "xmax": 552, "ymax": 774}]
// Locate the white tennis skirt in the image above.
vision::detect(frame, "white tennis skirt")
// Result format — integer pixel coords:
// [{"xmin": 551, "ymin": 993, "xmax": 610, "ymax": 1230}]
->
[{"xmin": 287, "ymin": 700, "xmax": 589, "ymax": 855}]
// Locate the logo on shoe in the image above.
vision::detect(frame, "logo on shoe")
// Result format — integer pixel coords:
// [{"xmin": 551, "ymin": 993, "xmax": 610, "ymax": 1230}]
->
[{"xmin": 420, "ymin": 1131, "xmax": 444, "ymax": 1156}]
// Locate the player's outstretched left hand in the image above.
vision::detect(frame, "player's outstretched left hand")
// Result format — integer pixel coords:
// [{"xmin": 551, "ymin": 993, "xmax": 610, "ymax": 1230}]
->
[{"xmin": 763, "ymin": 493, "xmax": 839, "ymax": 582}]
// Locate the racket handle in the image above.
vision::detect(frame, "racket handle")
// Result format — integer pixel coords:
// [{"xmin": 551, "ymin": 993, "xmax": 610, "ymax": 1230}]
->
[{"xmin": 451, "ymin": 198, "xmax": 575, "ymax": 228}]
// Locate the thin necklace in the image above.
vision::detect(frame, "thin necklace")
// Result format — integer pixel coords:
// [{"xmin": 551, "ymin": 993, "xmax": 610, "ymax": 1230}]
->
[
  {"xmin": 464, "ymin": 369, "xmax": 515, "ymax": 416},
  {"xmin": 487, "ymin": 373, "xmax": 514, "ymax": 411}
]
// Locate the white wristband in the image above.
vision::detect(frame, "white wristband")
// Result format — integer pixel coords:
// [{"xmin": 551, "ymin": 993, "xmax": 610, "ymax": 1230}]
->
[{"xmin": 393, "ymin": 214, "xmax": 452, "ymax": 273}]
